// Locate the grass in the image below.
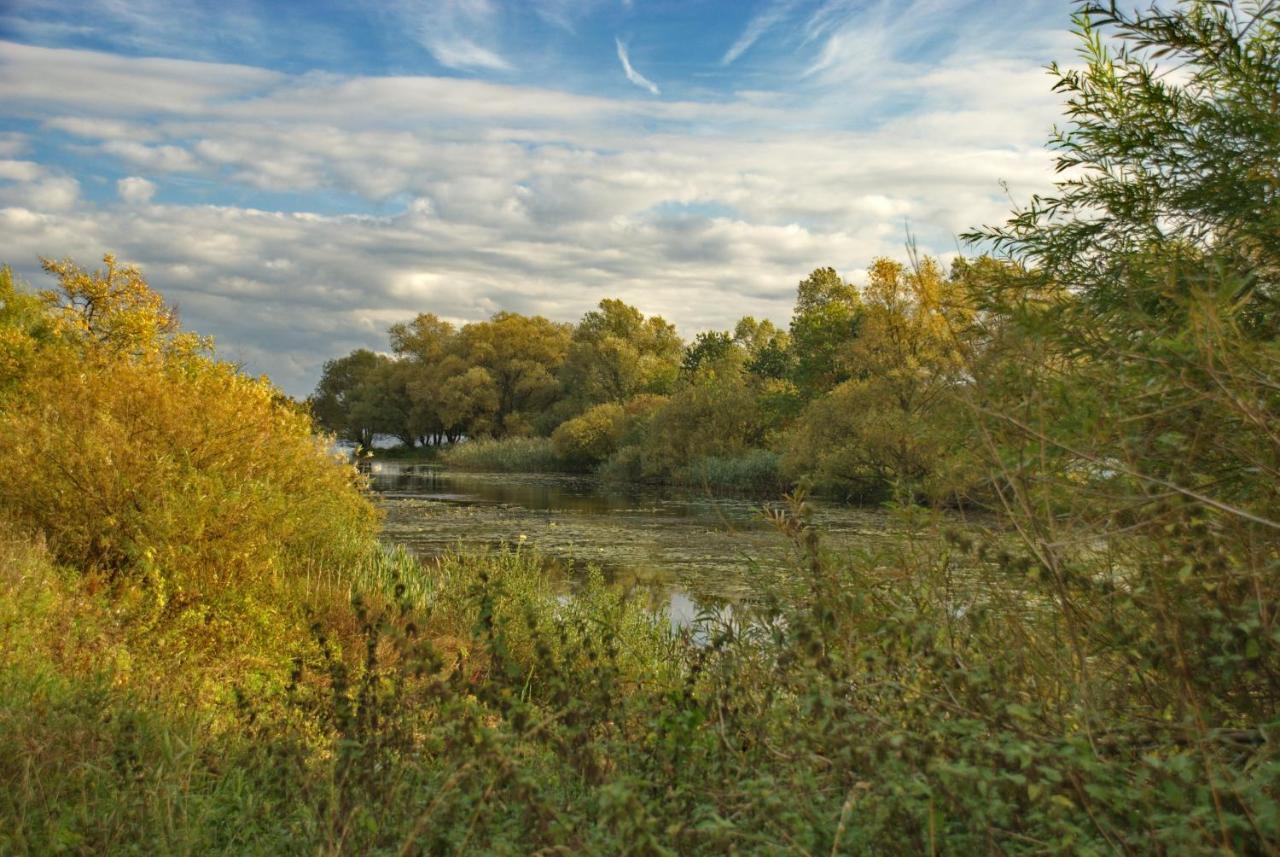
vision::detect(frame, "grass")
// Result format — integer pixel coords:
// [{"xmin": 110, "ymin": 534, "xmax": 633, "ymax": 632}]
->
[
  {"xmin": 672, "ymin": 449, "xmax": 786, "ymax": 495},
  {"xmin": 439, "ymin": 436, "xmax": 563, "ymax": 473}
]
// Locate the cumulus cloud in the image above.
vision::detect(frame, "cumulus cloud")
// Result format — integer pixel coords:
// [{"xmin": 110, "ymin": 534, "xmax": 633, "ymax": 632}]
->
[
  {"xmin": 117, "ymin": 176, "xmax": 156, "ymax": 204},
  {"xmin": 101, "ymin": 141, "xmax": 201, "ymax": 173},
  {"xmin": 0, "ymin": 13, "xmax": 1064, "ymax": 396},
  {"xmin": 615, "ymin": 38, "xmax": 660, "ymax": 96},
  {"xmin": 25, "ymin": 175, "xmax": 81, "ymax": 212},
  {"xmin": 0, "ymin": 159, "xmax": 44, "ymax": 182}
]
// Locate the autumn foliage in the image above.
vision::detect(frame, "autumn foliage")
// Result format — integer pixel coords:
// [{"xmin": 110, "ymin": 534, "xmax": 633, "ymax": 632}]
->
[{"xmin": 0, "ymin": 256, "xmax": 377, "ymax": 590}]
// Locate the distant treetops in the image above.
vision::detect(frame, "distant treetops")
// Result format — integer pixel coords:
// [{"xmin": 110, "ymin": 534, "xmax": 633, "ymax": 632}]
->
[{"xmin": 313, "ymin": 257, "xmax": 991, "ymax": 501}]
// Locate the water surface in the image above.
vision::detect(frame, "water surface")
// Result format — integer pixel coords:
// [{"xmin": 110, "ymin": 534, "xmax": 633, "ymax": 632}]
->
[{"xmin": 371, "ymin": 462, "xmax": 947, "ymax": 620}]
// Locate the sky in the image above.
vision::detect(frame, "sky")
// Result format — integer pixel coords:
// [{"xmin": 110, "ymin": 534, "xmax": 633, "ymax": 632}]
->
[{"xmin": 0, "ymin": 0, "xmax": 1074, "ymax": 396}]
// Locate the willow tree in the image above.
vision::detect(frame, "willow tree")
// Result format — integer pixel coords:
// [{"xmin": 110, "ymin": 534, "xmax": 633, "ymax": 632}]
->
[
  {"xmin": 961, "ymin": 0, "xmax": 1280, "ymax": 829},
  {"xmin": 558, "ymin": 298, "xmax": 682, "ymax": 412}
]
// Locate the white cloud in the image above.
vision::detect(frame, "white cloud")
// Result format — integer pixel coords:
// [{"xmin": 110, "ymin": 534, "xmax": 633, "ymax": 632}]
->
[
  {"xmin": 723, "ymin": 1, "xmax": 796, "ymax": 64},
  {"xmin": 0, "ymin": 27, "xmax": 1064, "ymax": 396},
  {"xmin": 46, "ymin": 116, "xmax": 159, "ymax": 142},
  {"xmin": 0, "ymin": 132, "xmax": 28, "ymax": 158},
  {"xmin": 1, "ymin": 176, "xmax": 80, "ymax": 212},
  {"xmin": 426, "ymin": 39, "xmax": 512, "ymax": 72},
  {"xmin": 0, "ymin": 40, "xmax": 280, "ymax": 114},
  {"xmin": 101, "ymin": 140, "xmax": 201, "ymax": 173},
  {"xmin": 117, "ymin": 176, "xmax": 156, "ymax": 204},
  {"xmin": 395, "ymin": 0, "xmax": 514, "ymax": 71},
  {"xmin": 0, "ymin": 159, "xmax": 44, "ymax": 182},
  {"xmin": 614, "ymin": 38, "xmax": 659, "ymax": 96}
]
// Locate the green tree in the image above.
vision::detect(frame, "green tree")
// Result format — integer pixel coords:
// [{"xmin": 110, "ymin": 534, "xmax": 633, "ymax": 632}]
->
[
  {"xmin": 642, "ymin": 355, "xmax": 761, "ymax": 478},
  {"xmin": 734, "ymin": 316, "xmax": 792, "ymax": 380},
  {"xmin": 455, "ymin": 312, "xmax": 571, "ymax": 436},
  {"xmin": 784, "ymin": 256, "xmax": 977, "ymax": 500},
  {"xmin": 559, "ymin": 299, "xmax": 682, "ymax": 410},
  {"xmin": 788, "ymin": 267, "xmax": 862, "ymax": 397},
  {"xmin": 964, "ymin": 0, "xmax": 1280, "ymax": 748},
  {"xmin": 389, "ymin": 313, "xmax": 459, "ymax": 445},
  {"xmin": 389, "ymin": 312, "xmax": 456, "ymax": 364},
  {"xmin": 680, "ymin": 330, "xmax": 736, "ymax": 375},
  {"xmin": 311, "ymin": 349, "xmax": 383, "ymax": 447}
]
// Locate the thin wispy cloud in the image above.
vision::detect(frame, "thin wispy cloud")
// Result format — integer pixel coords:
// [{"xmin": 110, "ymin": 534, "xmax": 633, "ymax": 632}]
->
[
  {"xmin": 722, "ymin": 0, "xmax": 795, "ymax": 65},
  {"xmin": 615, "ymin": 38, "xmax": 659, "ymax": 95},
  {"xmin": 532, "ymin": 0, "xmax": 610, "ymax": 32},
  {"xmin": 405, "ymin": 0, "xmax": 513, "ymax": 71}
]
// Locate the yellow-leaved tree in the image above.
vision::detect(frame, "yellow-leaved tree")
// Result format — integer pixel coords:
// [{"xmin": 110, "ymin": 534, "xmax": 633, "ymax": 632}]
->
[
  {"xmin": 783, "ymin": 255, "xmax": 980, "ymax": 501},
  {"xmin": 0, "ymin": 256, "xmax": 377, "ymax": 606}
]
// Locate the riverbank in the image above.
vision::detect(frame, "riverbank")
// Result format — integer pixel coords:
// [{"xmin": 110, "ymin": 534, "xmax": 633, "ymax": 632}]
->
[{"xmin": 378, "ymin": 437, "xmax": 805, "ymax": 499}]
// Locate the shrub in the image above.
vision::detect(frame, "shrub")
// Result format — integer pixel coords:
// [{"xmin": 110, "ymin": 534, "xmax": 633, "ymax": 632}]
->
[
  {"xmin": 595, "ymin": 445, "xmax": 646, "ymax": 484},
  {"xmin": 550, "ymin": 402, "xmax": 626, "ymax": 469},
  {"xmin": 641, "ymin": 366, "xmax": 761, "ymax": 480},
  {"xmin": 0, "ymin": 258, "xmax": 378, "ymax": 593}
]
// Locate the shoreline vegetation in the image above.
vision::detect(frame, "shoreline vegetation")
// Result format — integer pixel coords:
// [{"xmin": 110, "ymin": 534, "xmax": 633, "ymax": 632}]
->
[
  {"xmin": 2, "ymin": 4, "xmax": 1279, "ymax": 854},
  {"xmin": 367, "ymin": 438, "xmax": 792, "ymax": 498}
]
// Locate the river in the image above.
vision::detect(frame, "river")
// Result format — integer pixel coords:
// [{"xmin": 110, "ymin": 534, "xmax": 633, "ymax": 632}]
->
[{"xmin": 369, "ymin": 461, "xmax": 975, "ymax": 625}]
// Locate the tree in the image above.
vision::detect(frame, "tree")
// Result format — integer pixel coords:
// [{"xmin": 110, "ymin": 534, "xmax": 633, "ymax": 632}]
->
[
  {"xmin": 964, "ymin": 0, "xmax": 1280, "ymax": 734},
  {"xmin": 559, "ymin": 299, "xmax": 682, "ymax": 411},
  {"xmin": 454, "ymin": 312, "xmax": 570, "ymax": 436},
  {"xmin": 311, "ymin": 349, "xmax": 383, "ymax": 447},
  {"xmin": 734, "ymin": 316, "xmax": 792, "ymax": 380},
  {"xmin": 784, "ymin": 256, "xmax": 977, "ymax": 500},
  {"xmin": 436, "ymin": 363, "xmax": 500, "ymax": 439},
  {"xmin": 680, "ymin": 330, "xmax": 736, "ymax": 375},
  {"xmin": 642, "ymin": 355, "xmax": 762, "ymax": 478},
  {"xmin": 390, "ymin": 313, "xmax": 458, "ymax": 445},
  {"xmin": 788, "ymin": 267, "xmax": 862, "ymax": 397}
]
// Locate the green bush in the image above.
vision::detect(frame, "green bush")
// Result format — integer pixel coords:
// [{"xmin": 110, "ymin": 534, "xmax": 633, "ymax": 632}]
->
[{"xmin": 595, "ymin": 444, "xmax": 646, "ymax": 484}]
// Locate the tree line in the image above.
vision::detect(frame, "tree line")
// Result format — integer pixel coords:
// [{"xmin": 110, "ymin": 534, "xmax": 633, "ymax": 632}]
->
[{"xmin": 312, "ymin": 255, "xmax": 1003, "ymax": 501}]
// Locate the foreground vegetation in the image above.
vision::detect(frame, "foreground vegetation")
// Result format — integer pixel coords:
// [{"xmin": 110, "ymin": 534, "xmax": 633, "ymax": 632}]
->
[{"xmin": 2, "ymin": 2, "xmax": 1278, "ymax": 853}]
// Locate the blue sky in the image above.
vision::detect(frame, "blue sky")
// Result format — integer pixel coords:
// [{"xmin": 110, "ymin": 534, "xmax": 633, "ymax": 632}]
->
[{"xmin": 0, "ymin": 0, "xmax": 1073, "ymax": 395}]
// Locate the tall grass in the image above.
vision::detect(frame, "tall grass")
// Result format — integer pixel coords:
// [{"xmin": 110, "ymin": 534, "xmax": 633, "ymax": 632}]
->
[
  {"xmin": 672, "ymin": 449, "xmax": 785, "ymax": 495},
  {"xmin": 439, "ymin": 436, "xmax": 563, "ymax": 473}
]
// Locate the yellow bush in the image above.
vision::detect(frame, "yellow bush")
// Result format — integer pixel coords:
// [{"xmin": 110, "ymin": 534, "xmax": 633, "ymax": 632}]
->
[
  {"xmin": 550, "ymin": 402, "xmax": 626, "ymax": 467},
  {"xmin": 0, "ymin": 257, "xmax": 378, "ymax": 596}
]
